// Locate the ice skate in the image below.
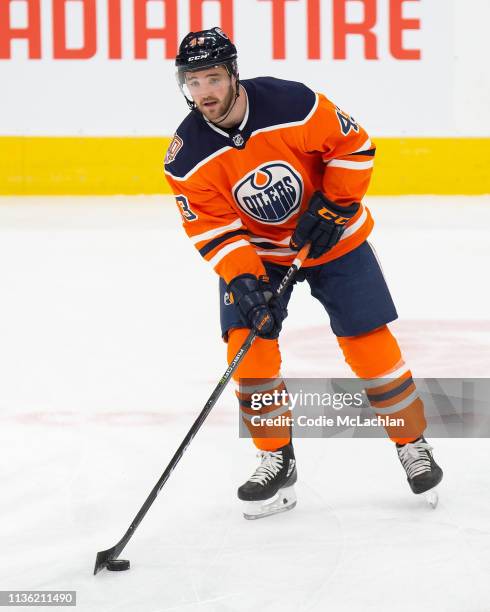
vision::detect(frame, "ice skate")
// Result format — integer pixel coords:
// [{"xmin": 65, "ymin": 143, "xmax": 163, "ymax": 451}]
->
[
  {"xmin": 238, "ymin": 443, "xmax": 297, "ymax": 520},
  {"xmin": 396, "ymin": 436, "xmax": 443, "ymax": 508}
]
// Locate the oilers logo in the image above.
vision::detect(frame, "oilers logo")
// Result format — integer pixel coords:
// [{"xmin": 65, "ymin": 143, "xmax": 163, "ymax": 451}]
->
[{"xmin": 233, "ymin": 162, "xmax": 303, "ymax": 224}]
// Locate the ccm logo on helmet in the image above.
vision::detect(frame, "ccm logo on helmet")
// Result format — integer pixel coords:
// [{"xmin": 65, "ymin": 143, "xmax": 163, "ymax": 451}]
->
[{"xmin": 233, "ymin": 162, "xmax": 303, "ymax": 224}]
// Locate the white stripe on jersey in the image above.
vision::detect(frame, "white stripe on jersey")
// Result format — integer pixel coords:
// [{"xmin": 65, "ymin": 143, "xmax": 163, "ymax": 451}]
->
[
  {"xmin": 353, "ymin": 138, "xmax": 372, "ymax": 153},
  {"xmin": 190, "ymin": 218, "xmax": 243, "ymax": 245},
  {"xmin": 249, "ymin": 235, "xmax": 291, "ymax": 246},
  {"xmin": 340, "ymin": 206, "xmax": 367, "ymax": 240},
  {"xmin": 328, "ymin": 159, "xmax": 374, "ymax": 170},
  {"xmin": 255, "ymin": 248, "xmax": 296, "ymax": 257},
  {"xmin": 208, "ymin": 239, "xmax": 250, "ymax": 268}
]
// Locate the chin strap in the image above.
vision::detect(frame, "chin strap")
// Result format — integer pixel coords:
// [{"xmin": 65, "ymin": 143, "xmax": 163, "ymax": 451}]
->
[{"xmin": 210, "ymin": 81, "xmax": 240, "ymax": 126}]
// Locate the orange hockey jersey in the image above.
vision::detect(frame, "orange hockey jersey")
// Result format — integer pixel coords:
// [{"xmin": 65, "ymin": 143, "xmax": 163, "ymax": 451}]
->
[{"xmin": 164, "ymin": 77, "xmax": 375, "ymax": 285}]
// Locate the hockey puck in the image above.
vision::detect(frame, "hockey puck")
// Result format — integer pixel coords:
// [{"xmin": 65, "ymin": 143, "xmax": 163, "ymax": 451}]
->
[{"xmin": 106, "ymin": 559, "xmax": 130, "ymax": 571}]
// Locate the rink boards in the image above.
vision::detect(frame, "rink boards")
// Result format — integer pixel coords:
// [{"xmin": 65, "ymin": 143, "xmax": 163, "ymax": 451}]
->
[{"xmin": 1, "ymin": 136, "xmax": 489, "ymax": 196}]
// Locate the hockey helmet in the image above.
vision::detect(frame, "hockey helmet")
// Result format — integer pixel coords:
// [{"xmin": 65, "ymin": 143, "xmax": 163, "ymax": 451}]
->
[{"xmin": 175, "ymin": 27, "xmax": 239, "ymax": 108}]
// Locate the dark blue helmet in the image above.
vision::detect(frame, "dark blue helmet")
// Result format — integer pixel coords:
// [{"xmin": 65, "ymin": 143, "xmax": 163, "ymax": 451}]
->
[
  {"xmin": 175, "ymin": 28, "xmax": 239, "ymax": 109},
  {"xmin": 176, "ymin": 27, "xmax": 237, "ymax": 78}
]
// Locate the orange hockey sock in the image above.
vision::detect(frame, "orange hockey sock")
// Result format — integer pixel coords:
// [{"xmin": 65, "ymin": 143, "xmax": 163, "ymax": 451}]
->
[
  {"xmin": 337, "ymin": 325, "xmax": 426, "ymax": 444},
  {"xmin": 227, "ymin": 327, "xmax": 291, "ymax": 451}
]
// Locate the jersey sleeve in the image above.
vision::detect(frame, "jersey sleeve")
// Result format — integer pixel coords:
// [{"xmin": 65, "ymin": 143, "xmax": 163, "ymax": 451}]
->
[
  {"xmin": 301, "ymin": 93, "xmax": 376, "ymax": 206},
  {"xmin": 165, "ymin": 173, "xmax": 267, "ymax": 285}
]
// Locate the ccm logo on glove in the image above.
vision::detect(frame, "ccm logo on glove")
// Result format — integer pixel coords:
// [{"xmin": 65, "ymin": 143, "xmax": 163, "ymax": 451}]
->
[
  {"xmin": 317, "ymin": 207, "xmax": 350, "ymax": 225},
  {"xmin": 290, "ymin": 191, "xmax": 359, "ymax": 259}
]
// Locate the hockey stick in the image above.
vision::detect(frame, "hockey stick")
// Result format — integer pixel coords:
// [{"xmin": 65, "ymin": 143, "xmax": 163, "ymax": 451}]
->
[{"xmin": 93, "ymin": 242, "xmax": 311, "ymax": 574}]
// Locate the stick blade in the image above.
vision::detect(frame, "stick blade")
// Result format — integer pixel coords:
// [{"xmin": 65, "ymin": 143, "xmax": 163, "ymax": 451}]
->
[{"xmin": 94, "ymin": 546, "xmax": 118, "ymax": 575}]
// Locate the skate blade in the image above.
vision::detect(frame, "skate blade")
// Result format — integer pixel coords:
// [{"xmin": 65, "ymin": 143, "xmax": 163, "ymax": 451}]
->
[
  {"xmin": 243, "ymin": 485, "xmax": 297, "ymax": 520},
  {"xmin": 424, "ymin": 488, "xmax": 439, "ymax": 509}
]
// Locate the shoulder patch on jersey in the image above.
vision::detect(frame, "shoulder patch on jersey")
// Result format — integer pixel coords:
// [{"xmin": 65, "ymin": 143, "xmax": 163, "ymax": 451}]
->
[
  {"xmin": 165, "ymin": 134, "xmax": 184, "ymax": 165},
  {"xmin": 164, "ymin": 112, "xmax": 232, "ymax": 180},
  {"xmin": 233, "ymin": 161, "xmax": 303, "ymax": 224}
]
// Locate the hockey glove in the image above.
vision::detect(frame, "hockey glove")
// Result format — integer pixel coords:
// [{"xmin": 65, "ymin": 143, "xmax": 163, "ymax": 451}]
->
[
  {"xmin": 290, "ymin": 191, "xmax": 360, "ymax": 259},
  {"xmin": 228, "ymin": 274, "xmax": 287, "ymax": 339}
]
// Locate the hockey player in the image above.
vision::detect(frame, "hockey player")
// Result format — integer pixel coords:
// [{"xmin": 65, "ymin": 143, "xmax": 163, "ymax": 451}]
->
[{"xmin": 164, "ymin": 27, "xmax": 443, "ymax": 519}]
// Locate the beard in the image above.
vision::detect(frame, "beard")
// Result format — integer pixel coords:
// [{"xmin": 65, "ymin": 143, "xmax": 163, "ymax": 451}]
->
[{"xmin": 198, "ymin": 85, "xmax": 236, "ymax": 123}]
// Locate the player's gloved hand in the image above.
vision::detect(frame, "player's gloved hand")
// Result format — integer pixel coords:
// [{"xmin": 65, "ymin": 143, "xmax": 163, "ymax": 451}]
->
[
  {"xmin": 228, "ymin": 274, "xmax": 286, "ymax": 339},
  {"xmin": 290, "ymin": 191, "xmax": 360, "ymax": 259}
]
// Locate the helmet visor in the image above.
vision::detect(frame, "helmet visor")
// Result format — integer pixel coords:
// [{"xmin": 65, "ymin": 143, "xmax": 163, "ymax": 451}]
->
[{"xmin": 178, "ymin": 68, "xmax": 232, "ymax": 107}]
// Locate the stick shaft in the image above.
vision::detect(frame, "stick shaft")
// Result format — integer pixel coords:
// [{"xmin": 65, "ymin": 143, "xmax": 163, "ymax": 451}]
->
[{"xmin": 95, "ymin": 244, "xmax": 310, "ymax": 570}]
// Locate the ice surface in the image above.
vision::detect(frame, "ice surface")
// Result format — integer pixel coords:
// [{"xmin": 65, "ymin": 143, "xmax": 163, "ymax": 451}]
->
[{"xmin": 0, "ymin": 196, "xmax": 489, "ymax": 611}]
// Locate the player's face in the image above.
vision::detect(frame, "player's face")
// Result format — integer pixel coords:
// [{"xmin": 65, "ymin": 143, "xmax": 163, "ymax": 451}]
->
[{"xmin": 184, "ymin": 66, "xmax": 236, "ymax": 122}]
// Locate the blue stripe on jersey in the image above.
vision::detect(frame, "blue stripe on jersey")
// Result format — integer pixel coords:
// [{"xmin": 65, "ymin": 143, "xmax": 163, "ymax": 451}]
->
[{"xmin": 198, "ymin": 229, "xmax": 249, "ymax": 257}]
